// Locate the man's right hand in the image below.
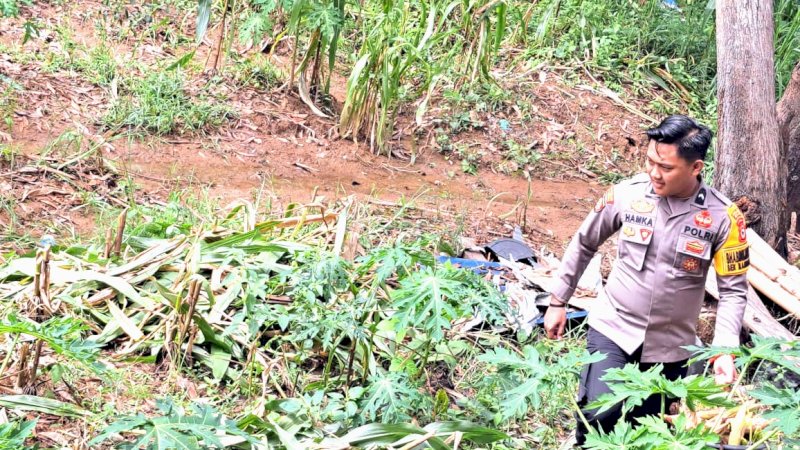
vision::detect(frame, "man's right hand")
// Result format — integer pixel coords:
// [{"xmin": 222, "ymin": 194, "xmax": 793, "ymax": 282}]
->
[{"xmin": 544, "ymin": 305, "xmax": 567, "ymax": 340}]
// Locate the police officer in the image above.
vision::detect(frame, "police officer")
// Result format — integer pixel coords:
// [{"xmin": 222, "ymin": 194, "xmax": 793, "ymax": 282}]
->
[{"xmin": 544, "ymin": 115, "xmax": 749, "ymax": 445}]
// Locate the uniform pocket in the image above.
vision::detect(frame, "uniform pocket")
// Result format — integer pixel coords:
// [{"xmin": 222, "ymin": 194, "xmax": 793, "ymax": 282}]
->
[
  {"xmin": 672, "ymin": 235, "xmax": 711, "ymax": 278},
  {"xmin": 618, "ymin": 241, "xmax": 648, "ymax": 271}
]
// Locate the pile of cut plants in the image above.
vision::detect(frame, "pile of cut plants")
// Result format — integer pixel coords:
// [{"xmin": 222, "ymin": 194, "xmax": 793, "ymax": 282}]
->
[
  {"xmin": 0, "ymin": 197, "xmax": 600, "ymax": 448},
  {"xmin": 0, "ymin": 196, "xmax": 798, "ymax": 449}
]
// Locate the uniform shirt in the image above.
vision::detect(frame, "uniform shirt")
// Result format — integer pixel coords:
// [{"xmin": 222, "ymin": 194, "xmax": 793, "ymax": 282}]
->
[{"xmin": 551, "ymin": 174, "xmax": 750, "ymax": 362}]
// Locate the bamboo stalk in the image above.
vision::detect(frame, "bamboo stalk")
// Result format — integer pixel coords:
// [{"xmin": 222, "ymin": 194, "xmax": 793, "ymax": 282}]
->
[
  {"xmin": 748, "ymin": 246, "xmax": 784, "ymax": 281},
  {"xmin": 747, "ymin": 266, "xmax": 800, "ymax": 319},
  {"xmin": 14, "ymin": 342, "xmax": 29, "ymax": 391},
  {"xmin": 706, "ymin": 269, "xmax": 795, "ymax": 340},
  {"xmin": 777, "ymin": 276, "xmax": 800, "ymax": 296},
  {"xmin": 179, "ymin": 280, "xmax": 201, "ymax": 345},
  {"xmin": 25, "ymin": 340, "xmax": 43, "ymax": 394}
]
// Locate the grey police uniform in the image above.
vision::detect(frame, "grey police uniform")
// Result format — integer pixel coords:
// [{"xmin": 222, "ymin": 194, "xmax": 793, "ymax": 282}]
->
[{"xmin": 551, "ymin": 173, "xmax": 750, "ymax": 362}]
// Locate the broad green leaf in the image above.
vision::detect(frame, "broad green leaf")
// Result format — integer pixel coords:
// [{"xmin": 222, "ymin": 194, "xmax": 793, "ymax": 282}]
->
[
  {"xmin": 0, "ymin": 395, "xmax": 90, "ymax": 418},
  {"xmin": 209, "ymin": 344, "xmax": 231, "ymax": 382},
  {"xmin": 106, "ymin": 300, "xmax": 144, "ymax": 341},
  {"xmin": 423, "ymin": 421, "xmax": 509, "ymax": 443},
  {"xmin": 196, "ymin": 0, "xmax": 212, "ymax": 44}
]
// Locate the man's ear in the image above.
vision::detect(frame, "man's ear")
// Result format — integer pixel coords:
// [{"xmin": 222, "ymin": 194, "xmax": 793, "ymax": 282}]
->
[{"xmin": 692, "ymin": 160, "xmax": 705, "ymax": 177}]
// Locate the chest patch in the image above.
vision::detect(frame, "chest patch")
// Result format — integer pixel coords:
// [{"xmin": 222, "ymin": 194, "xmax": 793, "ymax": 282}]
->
[
  {"xmin": 682, "ymin": 225, "xmax": 715, "ymax": 242},
  {"xmin": 620, "ymin": 223, "xmax": 654, "ymax": 245},
  {"xmin": 676, "ymin": 235, "xmax": 711, "ymax": 260}
]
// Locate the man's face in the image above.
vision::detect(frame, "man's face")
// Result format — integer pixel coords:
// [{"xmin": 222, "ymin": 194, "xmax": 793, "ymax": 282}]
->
[{"xmin": 645, "ymin": 140, "xmax": 703, "ymax": 197}]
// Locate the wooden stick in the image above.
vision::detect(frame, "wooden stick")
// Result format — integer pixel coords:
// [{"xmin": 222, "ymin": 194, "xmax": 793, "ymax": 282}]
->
[
  {"xmin": 113, "ymin": 208, "xmax": 128, "ymax": 257},
  {"xmin": 271, "ymin": 212, "xmax": 337, "ymax": 229},
  {"xmin": 748, "ymin": 267, "xmax": 800, "ymax": 319},
  {"xmin": 103, "ymin": 228, "xmax": 113, "ymax": 260},
  {"xmin": 706, "ymin": 268, "xmax": 796, "ymax": 340}
]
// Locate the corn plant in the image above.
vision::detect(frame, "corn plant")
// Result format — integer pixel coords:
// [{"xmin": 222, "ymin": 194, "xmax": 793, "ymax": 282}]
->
[
  {"xmin": 324, "ymin": 420, "xmax": 509, "ymax": 448},
  {"xmin": 339, "ymin": 0, "xmax": 509, "ymax": 155}
]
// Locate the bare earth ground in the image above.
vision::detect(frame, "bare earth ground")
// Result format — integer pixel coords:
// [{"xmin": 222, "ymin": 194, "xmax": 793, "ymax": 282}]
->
[{"xmin": 0, "ymin": 2, "xmax": 652, "ymax": 255}]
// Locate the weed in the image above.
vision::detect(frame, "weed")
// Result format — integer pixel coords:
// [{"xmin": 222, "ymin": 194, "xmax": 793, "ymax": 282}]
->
[
  {"xmin": 231, "ymin": 54, "xmax": 285, "ymax": 90},
  {"xmin": 598, "ymin": 170, "xmax": 626, "ymax": 185},
  {"xmin": 103, "ymin": 70, "xmax": 232, "ymax": 135},
  {"xmin": 0, "ymin": 76, "xmax": 21, "ymax": 131},
  {"xmin": 89, "ymin": 398, "xmax": 260, "ymax": 448},
  {"xmin": 73, "ymin": 44, "xmax": 118, "ymax": 85},
  {"xmin": 0, "ymin": 419, "xmax": 36, "ymax": 450},
  {"xmin": 455, "ymin": 143, "xmax": 482, "ymax": 175},
  {"xmin": 0, "ymin": 195, "xmax": 18, "ymax": 235},
  {"xmin": 501, "ymin": 138, "xmax": 541, "ymax": 174},
  {"xmin": 0, "ymin": 0, "xmax": 29, "ymax": 18}
]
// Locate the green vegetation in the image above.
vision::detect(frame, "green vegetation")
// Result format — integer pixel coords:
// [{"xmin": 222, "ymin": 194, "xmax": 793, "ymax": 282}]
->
[
  {"xmin": 0, "ymin": 197, "xmax": 597, "ymax": 447},
  {"xmin": 1, "ymin": 0, "xmax": 800, "ymax": 447},
  {"xmin": 103, "ymin": 70, "xmax": 232, "ymax": 135}
]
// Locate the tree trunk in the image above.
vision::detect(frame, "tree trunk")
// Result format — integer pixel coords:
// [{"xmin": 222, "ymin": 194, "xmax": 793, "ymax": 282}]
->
[
  {"xmin": 714, "ymin": 0, "xmax": 787, "ymax": 250},
  {"xmin": 777, "ymin": 62, "xmax": 800, "ymax": 232}
]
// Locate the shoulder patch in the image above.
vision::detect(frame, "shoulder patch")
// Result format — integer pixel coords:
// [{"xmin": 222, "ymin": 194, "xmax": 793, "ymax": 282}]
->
[
  {"xmin": 713, "ymin": 204, "xmax": 749, "ymax": 276},
  {"xmin": 594, "ymin": 187, "xmax": 615, "ymax": 212}
]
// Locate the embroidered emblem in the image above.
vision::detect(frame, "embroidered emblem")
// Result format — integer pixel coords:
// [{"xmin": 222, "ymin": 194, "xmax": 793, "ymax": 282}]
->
[
  {"xmin": 631, "ymin": 199, "xmax": 655, "ymax": 214},
  {"xmin": 622, "ymin": 225, "xmax": 635, "ymax": 237},
  {"xmin": 685, "ymin": 240, "xmax": 706, "ymax": 255},
  {"xmin": 594, "ymin": 188, "xmax": 615, "ymax": 212},
  {"xmin": 682, "ymin": 257, "xmax": 700, "ymax": 272},
  {"xmin": 695, "ymin": 188, "xmax": 707, "ymax": 205},
  {"xmin": 694, "ymin": 210, "xmax": 712, "ymax": 229}
]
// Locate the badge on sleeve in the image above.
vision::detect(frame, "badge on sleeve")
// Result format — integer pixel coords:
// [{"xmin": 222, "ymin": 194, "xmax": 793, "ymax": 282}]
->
[
  {"xmin": 713, "ymin": 204, "xmax": 749, "ymax": 276},
  {"xmin": 594, "ymin": 187, "xmax": 615, "ymax": 212}
]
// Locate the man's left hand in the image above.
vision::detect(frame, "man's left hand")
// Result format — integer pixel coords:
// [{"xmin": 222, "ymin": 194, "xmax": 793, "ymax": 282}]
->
[{"xmin": 713, "ymin": 354, "xmax": 736, "ymax": 385}]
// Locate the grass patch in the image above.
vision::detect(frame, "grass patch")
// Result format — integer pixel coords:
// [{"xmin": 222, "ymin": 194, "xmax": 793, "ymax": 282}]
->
[
  {"xmin": 72, "ymin": 44, "xmax": 118, "ymax": 85},
  {"xmin": 103, "ymin": 70, "xmax": 232, "ymax": 135},
  {"xmin": 230, "ymin": 54, "xmax": 285, "ymax": 90}
]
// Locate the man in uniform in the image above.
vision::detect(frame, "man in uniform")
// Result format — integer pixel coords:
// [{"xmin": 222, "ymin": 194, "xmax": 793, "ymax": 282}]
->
[{"xmin": 544, "ymin": 115, "xmax": 750, "ymax": 445}]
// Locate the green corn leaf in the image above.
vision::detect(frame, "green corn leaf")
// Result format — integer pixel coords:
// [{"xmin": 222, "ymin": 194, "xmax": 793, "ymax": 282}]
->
[
  {"xmin": 0, "ymin": 395, "xmax": 90, "ymax": 418},
  {"xmin": 196, "ymin": 0, "xmax": 212, "ymax": 44}
]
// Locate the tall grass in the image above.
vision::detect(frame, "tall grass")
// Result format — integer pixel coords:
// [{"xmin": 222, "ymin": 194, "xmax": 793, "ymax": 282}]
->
[
  {"xmin": 522, "ymin": 0, "xmax": 800, "ymax": 120},
  {"xmin": 775, "ymin": 0, "xmax": 800, "ymax": 99},
  {"xmin": 521, "ymin": 0, "xmax": 716, "ymax": 117}
]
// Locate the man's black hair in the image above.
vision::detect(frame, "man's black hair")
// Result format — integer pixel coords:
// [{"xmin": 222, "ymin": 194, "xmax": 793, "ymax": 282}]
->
[{"xmin": 646, "ymin": 115, "xmax": 712, "ymax": 162}]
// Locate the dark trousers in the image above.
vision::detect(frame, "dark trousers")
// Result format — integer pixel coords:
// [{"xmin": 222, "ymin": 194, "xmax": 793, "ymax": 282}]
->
[{"xmin": 575, "ymin": 327, "xmax": 687, "ymax": 445}]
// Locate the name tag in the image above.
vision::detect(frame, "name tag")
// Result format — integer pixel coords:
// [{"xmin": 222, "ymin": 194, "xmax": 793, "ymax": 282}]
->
[{"xmin": 681, "ymin": 224, "xmax": 715, "ymax": 242}]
